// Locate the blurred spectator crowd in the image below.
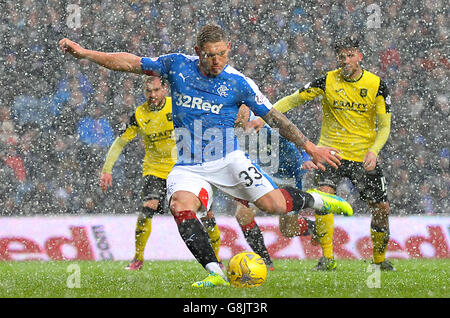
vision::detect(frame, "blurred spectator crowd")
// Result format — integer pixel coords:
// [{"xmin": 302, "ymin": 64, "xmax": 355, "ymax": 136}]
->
[{"xmin": 0, "ymin": 0, "xmax": 448, "ymax": 216}]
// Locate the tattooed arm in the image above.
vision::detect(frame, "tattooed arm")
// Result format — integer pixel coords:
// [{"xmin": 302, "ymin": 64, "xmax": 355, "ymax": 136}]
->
[{"xmin": 262, "ymin": 108, "xmax": 341, "ymax": 170}]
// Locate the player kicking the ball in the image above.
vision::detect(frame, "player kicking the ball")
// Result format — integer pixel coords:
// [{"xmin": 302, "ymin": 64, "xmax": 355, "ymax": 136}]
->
[{"xmin": 59, "ymin": 24, "xmax": 352, "ymax": 288}]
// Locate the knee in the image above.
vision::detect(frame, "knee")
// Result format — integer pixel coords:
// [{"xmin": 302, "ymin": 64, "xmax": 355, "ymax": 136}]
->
[
  {"xmin": 169, "ymin": 191, "xmax": 202, "ymax": 225},
  {"xmin": 200, "ymin": 210, "xmax": 215, "ymax": 223},
  {"xmin": 318, "ymin": 185, "xmax": 335, "ymax": 194},
  {"xmin": 141, "ymin": 200, "xmax": 160, "ymax": 216},
  {"xmin": 143, "ymin": 200, "xmax": 159, "ymax": 211},
  {"xmin": 370, "ymin": 202, "xmax": 390, "ymax": 230},
  {"xmin": 169, "ymin": 192, "xmax": 181, "ymax": 213},
  {"xmin": 278, "ymin": 216, "xmax": 298, "ymax": 238},
  {"xmin": 370, "ymin": 202, "xmax": 390, "ymax": 218},
  {"xmin": 169, "ymin": 191, "xmax": 201, "ymax": 214},
  {"xmin": 235, "ymin": 204, "xmax": 256, "ymax": 226}
]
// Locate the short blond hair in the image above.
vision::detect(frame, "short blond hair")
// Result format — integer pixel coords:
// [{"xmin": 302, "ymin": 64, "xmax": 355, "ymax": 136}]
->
[{"xmin": 196, "ymin": 24, "xmax": 228, "ymax": 49}]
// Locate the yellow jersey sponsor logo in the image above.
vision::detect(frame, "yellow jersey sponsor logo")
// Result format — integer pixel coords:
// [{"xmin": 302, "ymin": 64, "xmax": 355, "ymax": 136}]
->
[{"xmin": 332, "ymin": 99, "xmax": 368, "ymax": 113}]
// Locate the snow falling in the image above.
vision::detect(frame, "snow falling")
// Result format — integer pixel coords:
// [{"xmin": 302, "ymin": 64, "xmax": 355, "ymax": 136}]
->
[{"xmin": 0, "ymin": 0, "xmax": 448, "ymax": 218}]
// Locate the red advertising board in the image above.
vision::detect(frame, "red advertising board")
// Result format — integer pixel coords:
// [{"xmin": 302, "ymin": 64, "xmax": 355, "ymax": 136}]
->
[{"xmin": 0, "ymin": 216, "xmax": 448, "ymax": 261}]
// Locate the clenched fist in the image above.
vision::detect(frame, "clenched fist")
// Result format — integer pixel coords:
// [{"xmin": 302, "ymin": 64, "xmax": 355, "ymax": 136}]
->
[{"xmin": 59, "ymin": 38, "xmax": 86, "ymax": 59}]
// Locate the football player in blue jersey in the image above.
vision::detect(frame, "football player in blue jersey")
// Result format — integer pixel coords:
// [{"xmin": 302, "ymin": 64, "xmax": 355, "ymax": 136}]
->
[{"xmin": 59, "ymin": 24, "xmax": 352, "ymax": 288}]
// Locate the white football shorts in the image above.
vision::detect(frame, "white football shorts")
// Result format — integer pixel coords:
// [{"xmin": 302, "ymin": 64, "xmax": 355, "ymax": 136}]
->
[{"xmin": 166, "ymin": 150, "xmax": 278, "ymax": 211}]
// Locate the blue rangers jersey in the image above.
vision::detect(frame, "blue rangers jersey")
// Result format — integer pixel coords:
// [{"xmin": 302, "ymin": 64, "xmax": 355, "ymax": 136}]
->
[{"xmin": 141, "ymin": 53, "xmax": 272, "ymax": 165}]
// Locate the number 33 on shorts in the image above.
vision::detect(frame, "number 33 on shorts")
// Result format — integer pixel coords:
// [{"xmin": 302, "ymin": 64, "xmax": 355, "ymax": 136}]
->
[
  {"xmin": 239, "ymin": 166, "xmax": 263, "ymax": 186},
  {"xmin": 166, "ymin": 150, "xmax": 278, "ymax": 210}
]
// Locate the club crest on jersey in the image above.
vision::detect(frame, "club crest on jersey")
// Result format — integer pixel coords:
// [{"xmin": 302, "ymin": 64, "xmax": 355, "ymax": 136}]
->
[
  {"xmin": 217, "ymin": 84, "xmax": 229, "ymax": 97},
  {"xmin": 360, "ymin": 88, "xmax": 368, "ymax": 97},
  {"xmin": 255, "ymin": 93, "xmax": 267, "ymax": 105}
]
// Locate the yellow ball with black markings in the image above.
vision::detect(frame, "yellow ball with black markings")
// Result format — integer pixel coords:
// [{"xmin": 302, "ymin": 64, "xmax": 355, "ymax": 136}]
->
[{"xmin": 227, "ymin": 252, "xmax": 267, "ymax": 288}]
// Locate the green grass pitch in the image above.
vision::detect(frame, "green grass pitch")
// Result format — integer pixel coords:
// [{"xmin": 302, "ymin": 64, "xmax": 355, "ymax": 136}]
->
[{"xmin": 0, "ymin": 259, "xmax": 448, "ymax": 298}]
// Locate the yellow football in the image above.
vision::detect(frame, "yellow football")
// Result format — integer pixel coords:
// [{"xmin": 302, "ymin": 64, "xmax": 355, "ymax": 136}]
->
[{"xmin": 227, "ymin": 251, "xmax": 267, "ymax": 288}]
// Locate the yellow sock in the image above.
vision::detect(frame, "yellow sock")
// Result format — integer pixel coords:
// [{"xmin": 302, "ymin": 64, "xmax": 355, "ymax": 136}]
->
[
  {"xmin": 134, "ymin": 215, "xmax": 152, "ymax": 261},
  {"xmin": 315, "ymin": 213, "xmax": 334, "ymax": 259},
  {"xmin": 205, "ymin": 224, "xmax": 221, "ymax": 262},
  {"xmin": 371, "ymin": 229, "xmax": 389, "ymax": 264}
]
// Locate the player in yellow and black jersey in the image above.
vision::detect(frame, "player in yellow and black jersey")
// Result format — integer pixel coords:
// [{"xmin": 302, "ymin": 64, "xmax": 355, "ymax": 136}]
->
[
  {"xmin": 249, "ymin": 36, "xmax": 394, "ymax": 271},
  {"xmin": 280, "ymin": 60, "xmax": 391, "ymax": 164},
  {"xmin": 100, "ymin": 76, "xmax": 221, "ymax": 270}
]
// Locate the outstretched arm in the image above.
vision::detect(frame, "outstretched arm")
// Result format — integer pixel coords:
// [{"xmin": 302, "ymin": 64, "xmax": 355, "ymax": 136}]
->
[
  {"xmin": 262, "ymin": 108, "xmax": 341, "ymax": 171},
  {"xmin": 59, "ymin": 38, "xmax": 143, "ymax": 74}
]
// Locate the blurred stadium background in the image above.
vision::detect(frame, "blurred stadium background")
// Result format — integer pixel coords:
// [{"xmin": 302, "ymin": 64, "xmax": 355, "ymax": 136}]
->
[
  {"xmin": 1, "ymin": 0, "xmax": 448, "ymax": 217},
  {"xmin": 0, "ymin": 1, "xmax": 448, "ymax": 263}
]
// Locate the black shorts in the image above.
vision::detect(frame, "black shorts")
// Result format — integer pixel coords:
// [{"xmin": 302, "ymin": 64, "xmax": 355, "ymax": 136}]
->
[
  {"xmin": 313, "ymin": 160, "xmax": 388, "ymax": 203},
  {"xmin": 141, "ymin": 174, "xmax": 167, "ymax": 215}
]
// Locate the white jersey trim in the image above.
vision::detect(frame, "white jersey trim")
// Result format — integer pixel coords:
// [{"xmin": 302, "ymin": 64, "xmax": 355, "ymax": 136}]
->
[{"xmin": 223, "ymin": 65, "xmax": 273, "ymax": 109}]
